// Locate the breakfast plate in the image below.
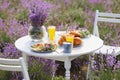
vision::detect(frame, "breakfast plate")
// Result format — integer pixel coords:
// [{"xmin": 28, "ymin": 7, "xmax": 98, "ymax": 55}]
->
[
  {"xmin": 30, "ymin": 42, "xmax": 57, "ymax": 53},
  {"xmin": 78, "ymin": 28, "xmax": 91, "ymax": 38}
]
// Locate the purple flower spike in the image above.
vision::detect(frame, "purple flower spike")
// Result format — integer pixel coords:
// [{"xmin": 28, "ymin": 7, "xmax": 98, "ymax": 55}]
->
[
  {"xmin": 21, "ymin": 0, "xmax": 53, "ymax": 27},
  {"xmin": 114, "ymin": 61, "xmax": 120, "ymax": 69},
  {"xmin": 106, "ymin": 55, "xmax": 116, "ymax": 67}
]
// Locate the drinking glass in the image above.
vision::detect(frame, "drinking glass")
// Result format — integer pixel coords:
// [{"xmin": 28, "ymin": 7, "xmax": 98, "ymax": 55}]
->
[
  {"xmin": 66, "ymin": 35, "xmax": 74, "ymax": 47},
  {"xmin": 48, "ymin": 26, "xmax": 56, "ymax": 41}
]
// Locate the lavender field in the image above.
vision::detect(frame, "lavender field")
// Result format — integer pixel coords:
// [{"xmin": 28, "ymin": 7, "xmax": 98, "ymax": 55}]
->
[{"xmin": 0, "ymin": 0, "xmax": 120, "ymax": 80}]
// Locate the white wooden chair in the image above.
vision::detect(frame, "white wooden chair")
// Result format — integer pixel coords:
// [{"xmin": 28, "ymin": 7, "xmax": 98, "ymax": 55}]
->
[
  {"xmin": 93, "ymin": 10, "xmax": 120, "ymax": 55},
  {"xmin": 86, "ymin": 10, "xmax": 120, "ymax": 80},
  {"xmin": 0, "ymin": 57, "xmax": 30, "ymax": 80}
]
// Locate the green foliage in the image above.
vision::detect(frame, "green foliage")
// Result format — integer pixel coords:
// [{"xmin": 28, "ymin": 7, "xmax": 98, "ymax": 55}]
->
[
  {"xmin": 67, "ymin": 7, "xmax": 86, "ymax": 26},
  {"xmin": 98, "ymin": 23, "xmax": 117, "ymax": 45},
  {"xmin": 112, "ymin": 0, "xmax": 120, "ymax": 13},
  {"xmin": 0, "ymin": 32, "xmax": 11, "ymax": 43},
  {"xmin": 28, "ymin": 59, "xmax": 52, "ymax": 80},
  {"xmin": 16, "ymin": 10, "xmax": 28, "ymax": 21},
  {"xmin": 52, "ymin": 76, "xmax": 65, "ymax": 80},
  {"xmin": 0, "ymin": 70, "xmax": 11, "ymax": 80},
  {"xmin": 47, "ymin": 0, "xmax": 54, "ymax": 2},
  {"xmin": 47, "ymin": 0, "xmax": 87, "ymax": 27},
  {"xmin": 9, "ymin": 0, "xmax": 20, "ymax": 8},
  {"xmin": 90, "ymin": 53, "xmax": 120, "ymax": 80},
  {"xmin": 92, "ymin": 4, "xmax": 105, "ymax": 12},
  {"xmin": 91, "ymin": 70, "xmax": 120, "ymax": 80},
  {"xmin": 0, "ymin": 12, "xmax": 7, "ymax": 20},
  {"xmin": 115, "ymin": 71, "xmax": 120, "ymax": 80},
  {"xmin": 50, "ymin": 7, "xmax": 86, "ymax": 26},
  {"xmin": 99, "ymin": 70, "xmax": 114, "ymax": 80}
]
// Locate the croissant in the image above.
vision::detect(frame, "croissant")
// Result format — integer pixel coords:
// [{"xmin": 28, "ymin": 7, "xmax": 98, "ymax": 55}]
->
[
  {"xmin": 74, "ymin": 37, "xmax": 82, "ymax": 46},
  {"xmin": 58, "ymin": 34, "xmax": 66, "ymax": 45},
  {"xmin": 58, "ymin": 36, "xmax": 82, "ymax": 46},
  {"xmin": 69, "ymin": 30, "xmax": 81, "ymax": 37},
  {"xmin": 58, "ymin": 30, "xmax": 83, "ymax": 46}
]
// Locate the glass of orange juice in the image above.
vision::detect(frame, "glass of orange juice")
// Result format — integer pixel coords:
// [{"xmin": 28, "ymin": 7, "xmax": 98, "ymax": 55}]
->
[
  {"xmin": 66, "ymin": 35, "xmax": 74, "ymax": 47},
  {"xmin": 48, "ymin": 26, "xmax": 56, "ymax": 41}
]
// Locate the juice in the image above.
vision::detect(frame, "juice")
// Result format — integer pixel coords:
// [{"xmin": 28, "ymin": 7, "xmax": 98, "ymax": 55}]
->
[
  {"xmin": 48, "ymin": 26, "xmax": 56, "ymax": 41},
  {"xmin": 66, "ymin": 35, "xmax": 74, "ymax": 47}
]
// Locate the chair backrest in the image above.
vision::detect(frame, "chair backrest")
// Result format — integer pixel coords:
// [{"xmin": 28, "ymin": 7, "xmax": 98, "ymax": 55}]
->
[
  {"xmin": 0, "ymin": 57, "xmax": 30, "ymax": 80},
  {"xmin": 93, "ymin": 10, "xmax": 120, "ymax": 37}
]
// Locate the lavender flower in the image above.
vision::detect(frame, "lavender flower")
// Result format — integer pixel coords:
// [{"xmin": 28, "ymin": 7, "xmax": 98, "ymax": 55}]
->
[
  {"xmin": 106, "ymin": 55, "xmax": 116, "ymax": 67},
  {"xmin": 0, "ymin": 0, "xmax": 10, "ymax": 10},
  {"xmin": 29, "ymin": 9, "xmax": 47, "ymax": 27},
  {"xmin": 3, "ymin": 43, "xmax": 21, "ymax": 58},
  {"xmin": 20, "ymin": 0, "xmax": 53, "ymax": 27},
  {"xmin": 0, "ymin": 18, "xmax": 3, "ymax": 30},
  {"xmin": 64, "ymin": 0, "xmax": 71, "ymax": 4},
  {"xmin": 88, "ymin": 0, "xmax": 102, "ymax": 4},
  {"xmin": 6, "ymin": 19, "xmax": 28, "ymax": 40},
  {"xmin": 114, "ymin": 61, "xmax": 120, "ymax": 70}
]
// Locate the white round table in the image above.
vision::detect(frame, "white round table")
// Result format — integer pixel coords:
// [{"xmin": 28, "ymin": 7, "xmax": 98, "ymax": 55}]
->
[{"xmin": 15, "ymin": 31, "xmax": 103, "ymax": 80}]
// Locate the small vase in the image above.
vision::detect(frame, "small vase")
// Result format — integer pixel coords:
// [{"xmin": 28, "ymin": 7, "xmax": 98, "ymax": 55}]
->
[{"xmin": 28, "ymin": 26, "xmax": 44, "ymax": 42}]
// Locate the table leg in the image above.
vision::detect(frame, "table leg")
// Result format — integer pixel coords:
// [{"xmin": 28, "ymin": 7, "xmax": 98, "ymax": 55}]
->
[
  {"xmin": 64, "ymin": 59, "xmax": 71, "ymax": 80},
  {"xmin": 22, "ymin": 53, "xmax": 28, "ymax": 69}
]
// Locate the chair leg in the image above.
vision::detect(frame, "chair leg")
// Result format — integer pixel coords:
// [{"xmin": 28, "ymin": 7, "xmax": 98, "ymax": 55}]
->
[
  {"xmin": 86, "ymin": 63, "xmax": 91, "ymax": 80},
  {"xmin": 22, "ymin": 53, "xmax": 28, "ymax": 69},
  {"xmin": 20, "ymin": 58, "xmax": 30, "ymax": 80},
  {"xmin": 86, "ymin": 53, "xmax": 94, "ymax": 80}
]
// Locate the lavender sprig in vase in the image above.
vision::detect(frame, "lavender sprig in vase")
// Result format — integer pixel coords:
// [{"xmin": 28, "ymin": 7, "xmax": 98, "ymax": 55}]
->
[{"xmin": 28, "ymin": 7, "xmax": 48, "ymax": 42}]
